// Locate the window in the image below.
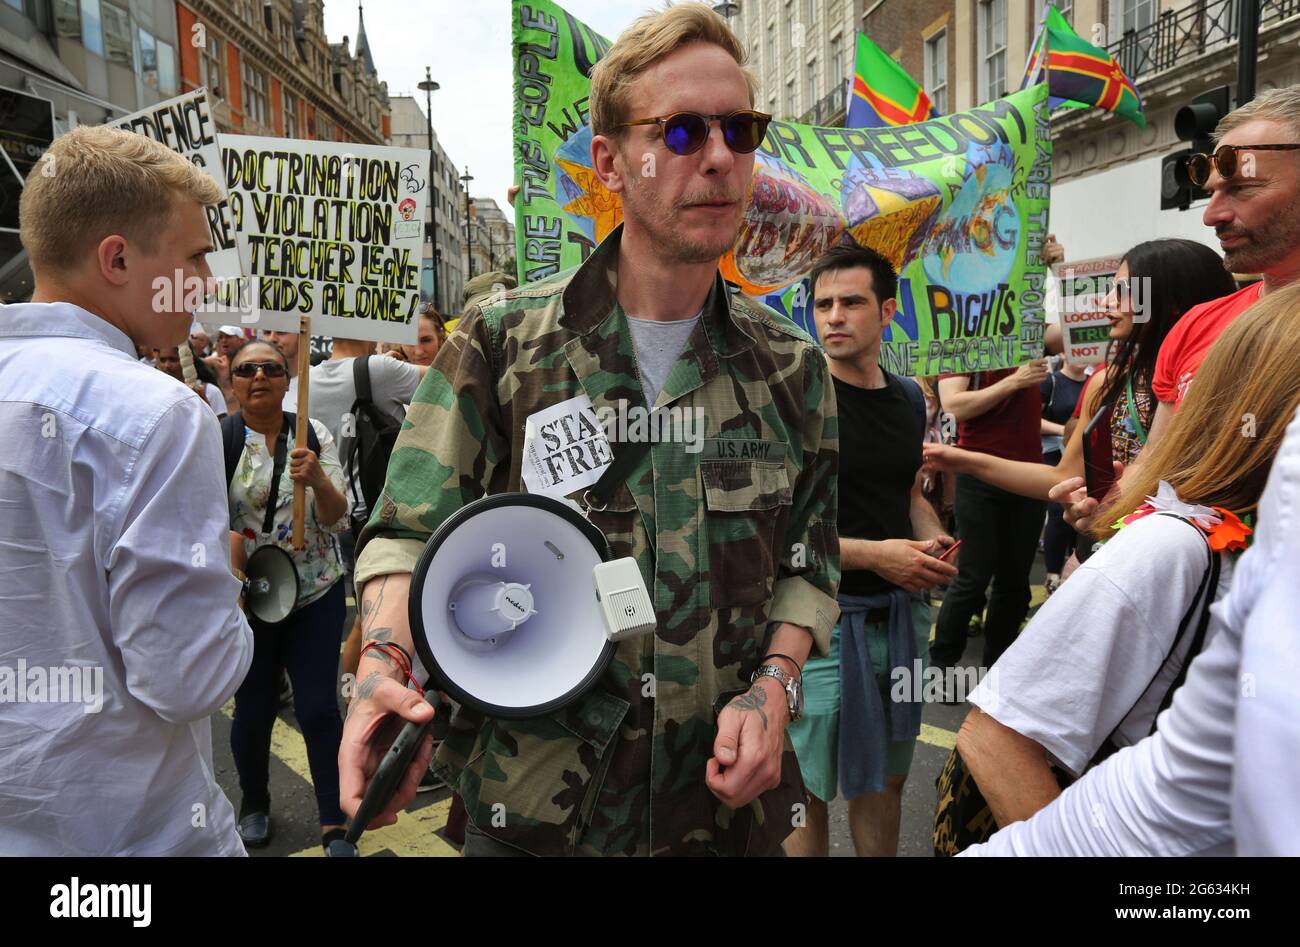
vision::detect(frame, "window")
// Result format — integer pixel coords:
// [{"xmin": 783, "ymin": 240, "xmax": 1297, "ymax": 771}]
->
[
  {"xmin": 138, "ymin": 29, "xmax": 157, "ymax": 88},
  {"xmin": 53, "ymin": 0, "xmax": 80, "ymax": 40},
  {"xmin": 925, "ymin": 29, "xmax": 948, "ymax": 114},
  {"xmin": 786, "ymin": 77, "xmax": 796, "ymax": 117},
  {"xmin": 785, "ymin": 2, "xmax": 797, "ymax": 50},
  {"xmin": 1121, "ymin": 0, "xmax": 1156, "ymax": 76},
  {"xmin": 978, "ymin": 0, "xmax": 1006, "ymax": 102},
  {"xmin": 4, "ymin": 0, "xmax": 22, "ymax": 11},
  {"xmin": 806, "ymin": 60, "xmax": 818, "ymax": 115},
  {"xmin": 102, "ymin": 1, "xmax": 131, "ymax": 67},
  {"xmin": 199, "ymin": 34, "xmax": 223, "ymax": 98},
  {"xmin": 766, "ymin": 23, "xmax": 775, "ymax": 69},
  {"xmin": 80, "ymin": 0, "xmax": 102, "ymax": 56},
  {"xmin": 1122, "ymin": 0, "xmax": 1155, "ymax": 33},
  {"xmin": 157, "ymin": 40, "xmax": 176, "ymax": 96},
  {"xmin": 1035, "ymin": 0, "xmax": 1071, "ymax": 26},
  {"xmin": 285, "ymin": 93, "xmax": 298, "ymax": 137},
  {"xmin": 830, "ymin": 33, "xmax": 845, "ymax": 87},
  {"xmin": 242, "ymin": 60, "xmax": 268, "ymax": 127}
]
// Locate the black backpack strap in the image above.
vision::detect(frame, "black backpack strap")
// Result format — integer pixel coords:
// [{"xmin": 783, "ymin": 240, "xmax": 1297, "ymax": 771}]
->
[
  {"xmin": 352, "ymin": 355, "xmax": 374, "ymax": 407},
  {"xmin": 221, "ymin": 411, "xmax": 246, "ymax": 490},
  {"xmin": 263, "ymin": 416, "xmax": 291, "ymax": 536},
  {"xmin": 262, "ymin": 413, "xmax": 322, "ymax": 536}
]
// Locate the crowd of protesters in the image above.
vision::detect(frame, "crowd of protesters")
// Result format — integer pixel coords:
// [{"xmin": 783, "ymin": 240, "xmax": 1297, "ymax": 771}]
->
[{"xmin": 1, "ymin": 2, "xmax": 1297, "ymax": 861}]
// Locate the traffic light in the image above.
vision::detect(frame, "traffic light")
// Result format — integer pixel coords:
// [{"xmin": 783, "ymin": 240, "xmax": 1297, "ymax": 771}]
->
[{"xmin": 1162, "ymin": 85, "xmax": 1231, "ymax": 211}]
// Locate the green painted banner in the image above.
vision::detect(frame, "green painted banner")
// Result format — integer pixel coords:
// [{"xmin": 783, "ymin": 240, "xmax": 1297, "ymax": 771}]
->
[{"xmin": 512, "ymin": 0, "xmax": 1052, "ymax": 375}]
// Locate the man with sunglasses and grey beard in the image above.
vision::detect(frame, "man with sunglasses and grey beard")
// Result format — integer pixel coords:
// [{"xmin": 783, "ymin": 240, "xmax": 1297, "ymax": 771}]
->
[
  {"xmin": 339, "ymin": 5, "xmax": 840, "ymax": 857},
  {"xmin": 1059, "ymin": 85, "xmax": 1300, "ymax": 531}
]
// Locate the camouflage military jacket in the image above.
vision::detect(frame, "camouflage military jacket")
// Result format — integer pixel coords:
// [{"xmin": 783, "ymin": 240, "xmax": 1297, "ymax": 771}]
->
[{"xmin": 356, "ymin": 227, "xmax": 840, "ymax": 856}]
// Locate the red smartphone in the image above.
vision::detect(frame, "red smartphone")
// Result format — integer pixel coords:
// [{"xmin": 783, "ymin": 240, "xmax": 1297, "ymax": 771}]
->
[
  {"xmin": 1082, "ymin": 405, "xmax": 1116, "ymax": 501},
  {"xmin": 935, "ymin": 539, "xmax": 963, "ymax": 562}
]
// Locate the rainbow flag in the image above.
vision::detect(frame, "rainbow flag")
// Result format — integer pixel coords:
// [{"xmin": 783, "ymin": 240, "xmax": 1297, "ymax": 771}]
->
[
  {"xmin": 1023, "ymin": 4, "xmax": 1146, "ymax": 127},
  {"xmin": 846, "ymin": 32, "xmax": 937, "ymax": 128}
]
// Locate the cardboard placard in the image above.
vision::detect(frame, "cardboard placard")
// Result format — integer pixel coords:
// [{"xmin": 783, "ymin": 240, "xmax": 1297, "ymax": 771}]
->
[
  {"xmin": 1054, "ymin": 255, "xmax": 1123, "ymax": 365},
  {"xmin": 220, "ymin": 135, "xmax": 430, "ymax": 342}
]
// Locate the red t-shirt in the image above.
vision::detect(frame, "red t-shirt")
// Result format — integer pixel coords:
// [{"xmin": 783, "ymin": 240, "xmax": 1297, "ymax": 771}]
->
[
  {"xmin": 940, "ymin": 367, "xmax": 1043, "ymax": 463},
  {"xmin": 1153, "ymin": 283, "xmax": 1263, "ymax": 407}
]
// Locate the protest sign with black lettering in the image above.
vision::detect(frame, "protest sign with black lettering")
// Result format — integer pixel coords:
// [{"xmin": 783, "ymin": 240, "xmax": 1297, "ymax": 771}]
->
[
  {"xmin": 109, "ymin": 89, "xmax": 241, "ymax": 281},
  {"xmin": 220, "ymin": 136, "xmax": 430, "ymax": 341},
  {"xmin": 521, "ymin": 394, "xmax": 613, "ymax": 500},
  {"xmin": 1054, "ymin": 255, "xmax": 1122, "ymax": 365}
]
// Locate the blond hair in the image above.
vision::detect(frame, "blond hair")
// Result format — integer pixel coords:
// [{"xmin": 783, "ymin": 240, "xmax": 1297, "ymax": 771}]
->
[
  {"xmin": 1091, "ymin": 281, "xmax": 1300, "ymax": 537},
  {"xmin": 589, "ymin": 2, "xmax": 757, "ymax": 140},
  {"xmin": 1214, "ymin": 84, "xmax": 1300, "ymax": 143},
  {"xmin": 20, "ymin": 124, "xmax": 223, "ymax": 273}
]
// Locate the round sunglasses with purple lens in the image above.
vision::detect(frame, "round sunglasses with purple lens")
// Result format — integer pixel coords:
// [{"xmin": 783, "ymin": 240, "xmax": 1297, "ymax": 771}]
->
[{"xmin": 619, "ymin": 110, "xmax": 772, "ymax": 157}]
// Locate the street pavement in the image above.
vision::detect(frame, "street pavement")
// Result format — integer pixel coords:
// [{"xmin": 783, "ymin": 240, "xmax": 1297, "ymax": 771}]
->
[{"xmin": 211, "ymin": 555, "xmax": 1049, "ymax": 857}]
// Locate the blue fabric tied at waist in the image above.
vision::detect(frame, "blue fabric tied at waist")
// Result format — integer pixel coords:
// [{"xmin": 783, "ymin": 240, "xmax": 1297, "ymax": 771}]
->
[{"xmin": 837, "ymin": 589, "xmax": 923, "ymax": 800}]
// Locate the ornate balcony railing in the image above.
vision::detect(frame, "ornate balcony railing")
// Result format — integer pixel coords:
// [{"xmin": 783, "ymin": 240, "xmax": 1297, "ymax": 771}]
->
[
  {"xmin": 798, "ymin": 78, "xmax": 848, "ymax": 127},
  {"xmin": 1108, "ymin": 0, "xmax": 1300, "ymax": 85}
]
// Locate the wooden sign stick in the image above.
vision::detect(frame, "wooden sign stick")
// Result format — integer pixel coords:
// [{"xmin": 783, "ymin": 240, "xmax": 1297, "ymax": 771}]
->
[{"xmin": 292, "ymin": 315, "xmax": 311, "ymax": 550}]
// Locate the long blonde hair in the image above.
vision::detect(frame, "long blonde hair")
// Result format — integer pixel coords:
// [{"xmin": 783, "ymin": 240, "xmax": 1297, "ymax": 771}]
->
[{"xmin": 1092, "ymin": 280, "xmax": 1300, "ymax": 537}]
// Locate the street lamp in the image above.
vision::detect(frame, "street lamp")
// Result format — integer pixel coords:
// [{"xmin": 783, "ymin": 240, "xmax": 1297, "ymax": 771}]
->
[
  {"xmin": 712, "ymin": 1, "xmax": 739, "ymax": 21},
  {"xmin": 417, "ymin": 66, "xmax": 441, "ymax": 311},
  {"xmin": 460, "ymin": 166, "xmax": 474, "ymax": 279}
]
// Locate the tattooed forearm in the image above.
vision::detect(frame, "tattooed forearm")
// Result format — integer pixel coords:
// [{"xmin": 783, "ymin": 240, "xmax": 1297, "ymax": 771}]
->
[
  {"xmin": 361, "ymin": 575, "xmax": 389, "ymax": 634},
  {"xmin": 728, "ymin": 685, "xmax": 769, "ymax": 732},
  {"xmin": 357, "ymin": 671, "xmax": 383, "ymax": 701}
]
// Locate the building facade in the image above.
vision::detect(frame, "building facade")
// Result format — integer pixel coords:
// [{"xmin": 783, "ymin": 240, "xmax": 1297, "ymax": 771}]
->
[
  {"xmin": 733, "ymin": 0, "xmax": 1299, "ymax": 268},
  {"xmin": 0, "ymin": 0, "xmax": 390, "ymax": 300},
  {"xmin": 176, "ymin": 0, "xmax": 388, "ymax": 143},
  {"xmin": 466, "ymin": 195, "xmax": 514, "ymax": 282},
  {"xmin": 1031, "ymin": 0, "xmax": 1300, "ymax": 263},
  {"xmin": 388, "ymin": 94, "xmax": 465, "ymax": 315},
  {"xmin": 729, "ymin": 0, "xmax": 860, "ymax": 125}
]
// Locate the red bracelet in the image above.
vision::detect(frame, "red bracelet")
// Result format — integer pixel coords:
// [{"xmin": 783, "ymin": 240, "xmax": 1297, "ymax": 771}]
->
[{"xmin": 359, "ymin": 641, "xmax": 421, "ymax": 691}]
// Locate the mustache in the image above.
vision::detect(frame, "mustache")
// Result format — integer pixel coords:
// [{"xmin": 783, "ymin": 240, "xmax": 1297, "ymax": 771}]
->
[
  {"xmin": 678, "ymin": 192, "xmax": 742, "ymax": 207},
  {"xmin": 1216, "ymin": 225, "xmax": 1251, "ymax": 239}
]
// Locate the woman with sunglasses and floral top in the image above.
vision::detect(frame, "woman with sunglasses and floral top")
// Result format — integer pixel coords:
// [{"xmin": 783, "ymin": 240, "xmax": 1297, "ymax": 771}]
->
[
  {"xmin": 224, "ymin": 340, "xmax": 355, "ymax": 856},
  {"xmin": 923, "ymin": 239, "xmax": 1236, "ymax": 562}
]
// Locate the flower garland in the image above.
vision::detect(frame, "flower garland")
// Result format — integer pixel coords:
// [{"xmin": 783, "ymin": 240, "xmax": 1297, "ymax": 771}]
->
[{"xmin": 1111, "ymin": 480, "xmax": 1252, "ymax": 553}]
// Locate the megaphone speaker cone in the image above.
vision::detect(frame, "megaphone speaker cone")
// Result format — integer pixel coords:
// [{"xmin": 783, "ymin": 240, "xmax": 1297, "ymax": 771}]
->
[
  {"xmin": 410, "ymin": 493, "xmax": 617, "ymax": 719},
  {"xmin": 245, "ymin": 544, "xmax": 299, "ymax": 625}
]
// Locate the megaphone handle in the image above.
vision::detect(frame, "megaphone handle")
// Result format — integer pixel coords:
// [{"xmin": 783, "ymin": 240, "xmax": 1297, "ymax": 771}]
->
[{"xmin": 344, "ymin": 689, "xmax": 440, "ymax": 847}]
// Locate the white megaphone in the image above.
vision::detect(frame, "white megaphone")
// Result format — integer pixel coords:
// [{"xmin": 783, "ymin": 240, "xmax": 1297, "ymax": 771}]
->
[
  {"xmin": 408, "ymin": 492, "xmax": 656, "ymax": 718},
  {"xmin": 243, "ymin": 544, "xmax": 299, "ymax": 625},
  {"xmin": 347, "ymin": 493, "xmax": 656, "ymax": 846}
]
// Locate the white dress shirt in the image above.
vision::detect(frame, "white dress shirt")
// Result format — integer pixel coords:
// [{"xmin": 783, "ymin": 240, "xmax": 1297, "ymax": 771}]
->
[
  {"xmin": 0, "ymin": 302, "xmax": 254, "ymax": 855},
  {"xmin": 963, "ymin": 406, "xmax": 1300, "ymax": 857}
]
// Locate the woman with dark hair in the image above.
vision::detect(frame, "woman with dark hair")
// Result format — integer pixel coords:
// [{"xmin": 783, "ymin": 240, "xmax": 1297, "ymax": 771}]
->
[
  {"xmin": 923, "ymin": 239, "xmax": 1237, "ymax": 530},
  {"xmin": 224, "ymin": 340, "xmax": 354, "ymax": 856}
]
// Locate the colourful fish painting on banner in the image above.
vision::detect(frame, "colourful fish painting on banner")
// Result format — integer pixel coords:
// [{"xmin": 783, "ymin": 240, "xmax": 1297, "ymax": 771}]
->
[{"xmin": 513, "ymin": 0, "xmax": 1052, "ymax": 375}]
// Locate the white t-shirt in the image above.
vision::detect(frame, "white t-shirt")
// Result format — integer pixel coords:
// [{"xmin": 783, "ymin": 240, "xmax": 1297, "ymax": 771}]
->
[
  {"xmin": 965, "ymin": 405, "xmax": 1300, "ymax": 858},
  {"xmin": 203, "ymin": 382, "xmax": 227, "ymax": 417},
  {"xmin": 969, "ymin": 510, "xmax": 1232, "ymax": 777}
]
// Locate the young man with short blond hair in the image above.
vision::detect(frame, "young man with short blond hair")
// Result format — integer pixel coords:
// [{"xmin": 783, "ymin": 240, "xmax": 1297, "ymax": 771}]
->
[{"xmin": 0, "ymin": 125, "xmax": 253, "ymax": 854}]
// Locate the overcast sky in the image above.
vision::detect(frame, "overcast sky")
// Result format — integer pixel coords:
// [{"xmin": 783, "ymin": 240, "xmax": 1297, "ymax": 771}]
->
[{"xmin": 324, "ymin": 0, "xmax": 655, "ymax": 210}]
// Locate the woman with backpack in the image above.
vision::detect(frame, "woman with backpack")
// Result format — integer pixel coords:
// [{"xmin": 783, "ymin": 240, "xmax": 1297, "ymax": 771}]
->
[
  {"xmin": 222, "ymin": 340, "xmax": 354, "ymax": 856},
  {"xmin": 923, "ymin": 239, "xmax": 1237, "ymax": 565},
  {"xmin": 933, "ymin": 282, "xmax": 1298, "ymax": 855}
]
